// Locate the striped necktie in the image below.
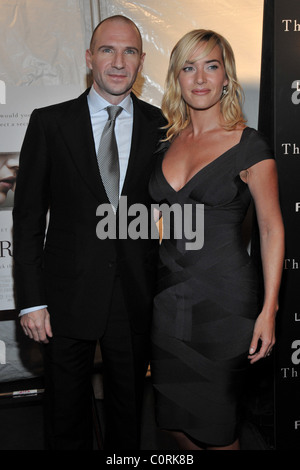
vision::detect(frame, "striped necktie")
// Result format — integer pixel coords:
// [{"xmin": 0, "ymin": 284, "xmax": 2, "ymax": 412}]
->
[{"xmin": 97, "ymin": 105, "xmax": 122, "ymax": 211}]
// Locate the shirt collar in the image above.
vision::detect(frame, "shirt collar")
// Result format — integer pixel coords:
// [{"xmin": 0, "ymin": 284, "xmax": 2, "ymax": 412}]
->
[{"xmin": 88, "ymin": 85, "xmax": 133, "ymax": 116}]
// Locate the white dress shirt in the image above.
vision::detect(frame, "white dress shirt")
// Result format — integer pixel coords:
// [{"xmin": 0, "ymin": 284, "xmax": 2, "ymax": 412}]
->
[
  {"xmin": 87, "ymin": 85, "xmax": 133, "ymax": 194},
  {"xmin": 19, "ymin": 86, "xmax": 133, "ymax": 316}
]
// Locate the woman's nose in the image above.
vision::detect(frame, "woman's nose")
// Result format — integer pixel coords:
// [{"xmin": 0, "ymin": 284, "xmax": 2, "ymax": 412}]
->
[
  {"xmin": 195, "ymin": 69, "xmax": 206, "ymax": 84},
  {"xmin": 5, "ymin": 154, "xmax": 19, "ymax": 170}
]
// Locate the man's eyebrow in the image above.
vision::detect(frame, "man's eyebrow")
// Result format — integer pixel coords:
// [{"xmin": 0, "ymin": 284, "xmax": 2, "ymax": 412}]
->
[{"xmin": 98, "ymin": 45, "xmax": 139, "ymax": 51}]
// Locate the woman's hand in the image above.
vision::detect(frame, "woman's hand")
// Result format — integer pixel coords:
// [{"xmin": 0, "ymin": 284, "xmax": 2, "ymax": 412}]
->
[{"xmin": 248, "ymin": 311, "xmax": 276, "ymax": 364}]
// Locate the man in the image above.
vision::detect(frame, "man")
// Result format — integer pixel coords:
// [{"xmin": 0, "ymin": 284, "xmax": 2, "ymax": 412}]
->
[{"xmin": 13, "ymin": 15, "xmax": 165, "ymax": 450}]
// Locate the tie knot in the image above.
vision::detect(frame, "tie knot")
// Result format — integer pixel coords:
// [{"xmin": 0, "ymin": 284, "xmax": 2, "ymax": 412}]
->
[{"xmin": 106, "ymin": 105, "xmax": 122, "ymax": 122}]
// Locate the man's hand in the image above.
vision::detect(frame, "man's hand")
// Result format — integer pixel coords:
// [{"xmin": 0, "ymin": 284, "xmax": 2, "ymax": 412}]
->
[{"xmin": 20, "ymin": 308, "xmax": 53, "ymax": 343}]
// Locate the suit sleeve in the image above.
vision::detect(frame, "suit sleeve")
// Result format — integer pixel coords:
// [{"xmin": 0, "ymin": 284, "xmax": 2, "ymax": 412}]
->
[{"xmin": 13, "ymin": 109, "xmax": 50, "ymax": 310}]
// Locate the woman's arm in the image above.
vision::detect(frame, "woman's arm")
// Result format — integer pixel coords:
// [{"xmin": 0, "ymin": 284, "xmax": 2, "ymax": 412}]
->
[{"xmin": 240, "ymin": 158, "xmax": 285, "ymax": 364}]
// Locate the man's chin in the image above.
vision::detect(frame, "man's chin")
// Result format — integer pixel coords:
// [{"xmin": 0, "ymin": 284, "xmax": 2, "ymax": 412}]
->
[
  {"xmin": 108, "ymin": 84, "xmax": 132, "ymax": 96},
  {"xmin": 93, "ymin": 82, "xmax": 133, "ymax": 102}
]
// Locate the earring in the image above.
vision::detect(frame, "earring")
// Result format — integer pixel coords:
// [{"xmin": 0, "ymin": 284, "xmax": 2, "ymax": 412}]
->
[{"xmin": 221, "ymin": 85, "xmax": 228, "ymax": 98}]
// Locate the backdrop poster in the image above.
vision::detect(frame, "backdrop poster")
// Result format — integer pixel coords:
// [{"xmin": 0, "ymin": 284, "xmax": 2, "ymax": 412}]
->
[
  {"xmin": 0, "ymin": 0, "xmax": 87, "ymax": 382},
  {"xmin": 273, "ymin": 0, "xmax": 300, "ymax": 450},
  {"xmin": 0, "ymin": 85, "xmax": 82, "ymax": 312},
  {"xmin": 0, "ymin": 211, "xmax": 14, "ymax": 311}
]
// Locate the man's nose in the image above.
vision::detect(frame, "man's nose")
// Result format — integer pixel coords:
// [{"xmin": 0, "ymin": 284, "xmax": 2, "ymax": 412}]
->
[{"xmin": 111, "ymin": 51, "xmax": 125, "ymax": 68}]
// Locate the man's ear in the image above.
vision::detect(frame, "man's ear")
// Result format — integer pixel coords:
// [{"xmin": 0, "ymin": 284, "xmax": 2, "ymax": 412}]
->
[{"xmin": 85, "ymin": 49, "xmax": 93, "ymax": 70}]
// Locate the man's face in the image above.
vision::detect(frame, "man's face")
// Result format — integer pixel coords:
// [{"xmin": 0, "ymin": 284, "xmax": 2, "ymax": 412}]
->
[{"xmin": 86, "ymin": 20, "xmax": 145, "ymax": 104}]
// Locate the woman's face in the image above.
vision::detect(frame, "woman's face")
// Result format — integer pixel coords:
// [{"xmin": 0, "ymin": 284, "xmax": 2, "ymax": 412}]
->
[
  {"xmin": 0, "ymin": 153, "xmax": 19, "ymax": 205},
  {"xmin": 178, "ymin": 43, "xmax": 228, "ymax": 112}
]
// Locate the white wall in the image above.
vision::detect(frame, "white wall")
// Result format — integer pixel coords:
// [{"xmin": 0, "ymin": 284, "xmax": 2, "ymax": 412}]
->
[{"xmin": 100, "ymin": 0, "xmax": 264, "ymax": 128}]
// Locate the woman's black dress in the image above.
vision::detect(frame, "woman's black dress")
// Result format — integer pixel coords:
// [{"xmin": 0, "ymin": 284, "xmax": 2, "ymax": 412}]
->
[{"xmin": 149, "ymin": 127, "xmax": 273, "ymax": 446}]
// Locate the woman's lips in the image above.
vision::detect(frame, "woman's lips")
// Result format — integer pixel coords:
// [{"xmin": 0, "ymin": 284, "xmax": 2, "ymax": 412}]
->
[
  {"xmin": 192, "ymin": 88, "xmax": 210, "ymax": 95},
  {"xmin": 0, "ymin": 177, "xmax": 16, "ymax": 191}
]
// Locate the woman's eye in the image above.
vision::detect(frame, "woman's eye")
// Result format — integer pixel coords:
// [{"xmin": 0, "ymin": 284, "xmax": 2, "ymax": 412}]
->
[{"xmin": 207, "ymin": 64, "xmax": 218, "ymax": 70}]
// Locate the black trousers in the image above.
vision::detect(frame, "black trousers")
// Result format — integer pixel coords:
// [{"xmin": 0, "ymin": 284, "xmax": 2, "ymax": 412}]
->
[{"xmin": 43, "ymin": 276, "xmax": 150, "ymax": 450}]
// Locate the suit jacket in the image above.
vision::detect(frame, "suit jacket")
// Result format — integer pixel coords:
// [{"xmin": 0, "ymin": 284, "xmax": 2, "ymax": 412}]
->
[{"xmin": 13, "ymin": 89, "xmax": 166, "ymax": 340}]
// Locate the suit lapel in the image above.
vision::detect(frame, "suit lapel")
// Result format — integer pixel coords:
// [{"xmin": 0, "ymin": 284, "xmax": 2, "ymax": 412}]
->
[
  {"xmin": 58, "ymin": 91, "xmax": 159, "ymax": 204},
  {"xmin": 121, "ymin": 94, "xmax": 158, "ymax": 198},
  {"xmin": 58, "ymin": 90, "xmax": 108, "ymax": 202}
]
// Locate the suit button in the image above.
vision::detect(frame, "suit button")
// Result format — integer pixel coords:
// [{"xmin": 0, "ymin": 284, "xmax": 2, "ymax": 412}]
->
[{"xmin": 108, "ymin": 261, "xmax": 115, "ymax": 268}]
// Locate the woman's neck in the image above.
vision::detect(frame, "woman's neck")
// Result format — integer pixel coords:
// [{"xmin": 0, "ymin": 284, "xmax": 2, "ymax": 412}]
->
[{"xmin": 187, "ymin": 105, "xmax": 224, "ymax": 138}]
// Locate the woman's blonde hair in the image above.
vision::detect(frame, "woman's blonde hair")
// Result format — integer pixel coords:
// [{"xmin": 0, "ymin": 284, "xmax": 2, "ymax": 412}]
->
[{"xmin": 162, "ymin": 29, "xmax": 246, "ymax": 141}]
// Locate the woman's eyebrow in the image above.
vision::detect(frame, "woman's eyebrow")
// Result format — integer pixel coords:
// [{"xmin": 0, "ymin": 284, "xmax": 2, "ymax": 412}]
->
[{"xmin": 184, "ymin": 58, "xmax": 221, "ymax": 64}]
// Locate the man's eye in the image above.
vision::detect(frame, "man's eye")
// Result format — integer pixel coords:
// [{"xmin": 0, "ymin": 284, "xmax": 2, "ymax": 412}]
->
[
  {"xmin": 125, "ymin": 49, "xmax": 136, "ymax": 54},
  {"xmin": 101, "ymin": 48, "xmax": 113, "ymax": 53}
]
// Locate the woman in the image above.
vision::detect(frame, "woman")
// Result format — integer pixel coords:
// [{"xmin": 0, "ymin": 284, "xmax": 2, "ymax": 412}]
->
[
  {"xmin": 149, "ymin": 30, "xmax": 284, "ymax": 450},
  {"xmin": 0, "ymin": 152, "xmax": 19, "ymax": 206}
]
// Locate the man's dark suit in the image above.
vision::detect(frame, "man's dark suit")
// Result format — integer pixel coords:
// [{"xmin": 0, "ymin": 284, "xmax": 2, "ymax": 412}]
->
[{"xmin": 13, "ymin": 89, "xmax": 165, "ymax": 448}]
